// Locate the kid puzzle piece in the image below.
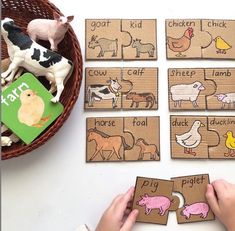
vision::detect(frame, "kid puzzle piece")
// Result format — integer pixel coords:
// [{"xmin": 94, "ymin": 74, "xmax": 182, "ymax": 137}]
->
[
  {"xmin": 171, "ymin": 174, "xmax": 215, "ymax": 224},
  {"xmin": 86, "ymin": 117, "xmax": 160, "ymax": 162},
  {"xmin": 168, "ymin": 68, "xmax": 235, "ymax": 110},
  {"xmin": 132, "ymin": 177, "xmax": 180, "ymax": 225},
  {"xmin": 170, "ymin": 116, "xmax": 235, "ymax": 159},
  {"xmin": 86, "ymin": 19, "xmax": 157, "ymax": 60},
  {"xmin": 85, "ymin": 67, "xmax": 158, "ymax": 110},
  {"xmin": 166, "ymin": 19, "xmax": 235, "ymax": 59}
]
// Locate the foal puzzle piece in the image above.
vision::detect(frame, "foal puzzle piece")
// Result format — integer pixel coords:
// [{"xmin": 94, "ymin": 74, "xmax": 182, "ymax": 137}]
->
[
  {"xmin": 86, "ymin": 117, "xmax": 160, "ymax": 162},
  {"xmin": 86, "ymin": 19, "xmax": 157, "ymax": 60}
]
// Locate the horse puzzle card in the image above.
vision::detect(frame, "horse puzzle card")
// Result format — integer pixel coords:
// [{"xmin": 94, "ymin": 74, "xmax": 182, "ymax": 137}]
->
[
  {"xmin": 168, "ymin": 68, "xmax": 235, "ymax": 110},
  {"xmin": 1, "ymin": 73, "xmax": 64, "ymax": 144},
  {"xmin": 166, "ymin": 19, "xmax": 235, "ymax": 59},
  {"xmin": 86, "ymin": 117, "xmax": 160, "ymax": 162},
  {"xmin": 86, "ymin": 19, "xmax": 157, "ymax": 60},
  {"xmin": 170, "ymin": 116, "xmax": 235, "ymax": 159},
  {"xmin": 171, "ymin": 174, "xmax": 215, "ymax": 224},
  {"xmin": 85, "ymin": 67, "xmax": 158, "ymax": 110}
]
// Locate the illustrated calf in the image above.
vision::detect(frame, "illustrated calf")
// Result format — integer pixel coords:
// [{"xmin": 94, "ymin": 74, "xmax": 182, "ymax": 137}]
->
[
  {"xmin": 87, "ymin": 78, "xmax": 122, "ymax": 108},
  {"xmin": 1, "ymin": 18, "xmax": 73, "ymax": 103}
]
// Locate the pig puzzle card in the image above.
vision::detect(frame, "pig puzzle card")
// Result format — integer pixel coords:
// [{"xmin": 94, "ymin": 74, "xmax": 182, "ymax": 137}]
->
[
  {"xmin": 85, "ymin": 67, "xmax": 158, "ymax": 110},
  {"xmin": 1, "ymin": 73, "xmax": 64, "ymax": 144},
  {"xmin": 166, "ymin": 19, "xmax": 235, "ymax": 59},
  {"xmin": 132, "ymin": 177, "xmax": 180, "ymax": 225},
  {"xmin": 168, "ymin": 68, "xmax": 235, "ymax": 110},
  {"xmin": 170, "ymin": 116, "xmax": 235, "ymax": 159},
  {"xmin": 86, "ymin": 117, "xmax": 160, "ymax": 162},
  {"xmin": 171, "ymin": 174, "xmax": 215, "ymax": 224},
  {"xmin": 86, "ymin": 19, "xmax": 157, "ymax": 60}
]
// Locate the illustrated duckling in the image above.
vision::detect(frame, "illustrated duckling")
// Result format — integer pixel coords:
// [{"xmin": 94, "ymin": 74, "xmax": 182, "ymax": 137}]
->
[
  {"xmin": 224, "ymin": 131, "xmax": 235, "ymax": 157},
  {"xmin": 176, "ymin": 120, "xmax": 205, "ymax": 156}
]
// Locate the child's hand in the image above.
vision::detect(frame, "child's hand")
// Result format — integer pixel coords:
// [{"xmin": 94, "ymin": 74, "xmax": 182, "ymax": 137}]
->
[
  {"xmin": 95, "ymin": 187, "xmax": 139, "ymax": 231},
  {"xmin": 206, "ymin": 179, "xmax": 235, "ymax": 231}
]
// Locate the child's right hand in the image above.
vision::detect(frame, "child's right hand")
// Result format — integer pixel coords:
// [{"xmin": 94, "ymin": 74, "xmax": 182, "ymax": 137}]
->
[{"xmin": 206, "ymin": 179, "xmax": 235, "ymax": 231}]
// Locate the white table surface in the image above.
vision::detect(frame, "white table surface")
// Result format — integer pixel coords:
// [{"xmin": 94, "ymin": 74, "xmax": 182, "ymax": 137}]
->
[{"xmin": 2, "ymin": 0, "xmax": 235, "ymax": 230}]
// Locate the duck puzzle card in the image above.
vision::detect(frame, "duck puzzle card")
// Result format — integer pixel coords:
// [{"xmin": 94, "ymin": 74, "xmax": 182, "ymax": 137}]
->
[
  {"xmin": 85, "ymin": 67, "xmax": 158, "ymax": 110},
  {"xmin": 86, "ymin": 117, "xmax": 160, "ymax": 162},
  {"xmin": 1, "ymin": 73, "xmax": 64, "ymax": 144},
  {"xmin": 166, "ymin": 19, "xmax": 235, "ymax": 59}
]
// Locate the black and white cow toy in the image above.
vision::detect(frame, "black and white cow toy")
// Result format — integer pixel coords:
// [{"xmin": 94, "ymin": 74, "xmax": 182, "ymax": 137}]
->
[{"xmin": 1, "ymin": 18, "xmax": 73, "ymax": 103}]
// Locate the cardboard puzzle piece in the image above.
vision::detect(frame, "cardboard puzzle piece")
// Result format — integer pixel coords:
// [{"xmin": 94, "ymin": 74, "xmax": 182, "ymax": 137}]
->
[
  {"xmin": 166, "ymin": 19, "xmax": 235, "ymax": 59},
  {"xmin": 170, "ymin": 116, "xmax": 235, "ymax": 159},
  {"xmin": 85, "ymin": 67, "xmax": 158, "ymax": 110},
  {"xmin": 171, "ymin": 174, "xmax": 215, "ymax": 224},
  {"xmin": 168, "ymin": 68, "xmax": 235, "ymax": 110},
  {"xmin": 86, "ymin": 19, "xmax": 157, "ymax": 60},
  {"xmin": 132, "ymin": 177, "xmax": 180, "ymax": 225},
  {"xmin": 86, "ymin": 117, "xmax": 160, "ymax": 162}
]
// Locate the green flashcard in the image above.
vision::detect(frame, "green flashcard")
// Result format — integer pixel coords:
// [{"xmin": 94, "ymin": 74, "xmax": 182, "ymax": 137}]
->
[{"xmin": 1, "ymin": 73, "xmax": 64, "ymax": 144}]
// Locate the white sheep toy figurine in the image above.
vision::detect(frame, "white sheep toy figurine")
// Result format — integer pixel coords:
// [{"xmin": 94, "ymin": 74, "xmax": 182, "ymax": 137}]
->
[
  {"xmin": 1, "ymin": 18, "xmax": 73, "ymax": 103},
  {"xmin": 215, "ymin": 93, "xmax": 235, "ymax": 109}
]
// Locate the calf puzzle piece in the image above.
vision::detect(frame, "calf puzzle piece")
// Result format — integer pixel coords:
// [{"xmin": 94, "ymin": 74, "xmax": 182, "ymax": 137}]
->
[
  {"xmin": 86, "ymin": 19, "xmax": 157, "ymax": 60},
  {"xmin": 166, "ymin": 19, "xmax": 235, "ymax": 59},
  {"xmin": 86, "ymin": 117, "xmax": 160, "ymax": 162},
  {"xmin": 132, "ymin": 177, "xmax": 180, "ymax": 225},
  {"xmin": 171, "ymin": 174, "xmax": 215, "ymax": 224}
]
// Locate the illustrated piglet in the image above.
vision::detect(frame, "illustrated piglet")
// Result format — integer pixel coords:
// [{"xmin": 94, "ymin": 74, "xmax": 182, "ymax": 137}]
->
[
  {"xmin": 181, "ymin": 202, "xmax": 209, "ymax": 219},
  {"xmin": 27, "ymin": 12, "xmax": 74, "ymax": 51},
  {"xmin": 137, "ymin": 194, "xmax": 173, "ymax": 216}
]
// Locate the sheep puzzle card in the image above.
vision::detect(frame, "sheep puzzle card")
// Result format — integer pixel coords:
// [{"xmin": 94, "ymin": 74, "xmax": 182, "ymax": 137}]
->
[
  {"xmin": 86, "ymin": 117, "xmax": 160, "ymax": 162},
  {"xmin": 1, "ymin": 73, "xmax": 64, "ymax": 144},
  {"xmin": 86, "ymin": 19, "xmax": 157, "ymax": 60},
  {"xmin": 168, "ymin": 68, "xmax": 235, "ymax": 110},
  {"xmin": 85, "ymin": 67, "xmax": 158, "ymax": 110},
  {"xmin": 166, "ymin": 19, "xmax": 235, "ymax": 59},
  {"xmin": 170, "ymin": 116, "xmax": 235, "ymax": 159},
  {"xmin": 171, "ymin": 174, "xmax": 215, "ymax": 224}
]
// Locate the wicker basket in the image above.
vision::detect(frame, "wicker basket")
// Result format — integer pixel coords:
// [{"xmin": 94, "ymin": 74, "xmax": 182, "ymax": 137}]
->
[{"xmin": 1, "ymin": 0, "xmax": 83, "ymax": 160}]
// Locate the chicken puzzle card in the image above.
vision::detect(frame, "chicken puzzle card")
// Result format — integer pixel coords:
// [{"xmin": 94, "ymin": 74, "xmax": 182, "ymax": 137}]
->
[
  {"xmin": 1, "ymin": 73, "xmax": 64, "ymax": 144},
  {"xmin": 166, "ymin": 19, "xmax": 235, "ymax": 59}
]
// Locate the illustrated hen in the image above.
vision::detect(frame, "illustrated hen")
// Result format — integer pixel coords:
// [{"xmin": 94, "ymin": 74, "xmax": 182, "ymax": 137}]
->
[{"xmin": 167, "ymin": 27, "xmax": 194, "ymax": 57}]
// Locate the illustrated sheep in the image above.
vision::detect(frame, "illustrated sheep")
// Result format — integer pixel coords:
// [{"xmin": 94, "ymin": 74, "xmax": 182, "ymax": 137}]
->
[
  {"xmin": 215, "ymin": 93, "xmax": 235, "ymax": 109},
  {"xmin": 170, "ymin": 81, "xmax": 205, "ymax": 108}
]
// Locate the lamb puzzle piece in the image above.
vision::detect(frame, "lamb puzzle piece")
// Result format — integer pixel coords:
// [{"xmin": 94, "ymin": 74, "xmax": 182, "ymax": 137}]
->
[
  {"xmin": 132, "ymin": 177, "xmax": 179, "ymax": 225},
  {"xmin": 166, "ymin": 19, "xmax": 235, "ymax": 59},
  {"xmin": 171, "ymin": 174, "xmax": 215, "ymax": 224},
  {"xmin": 86, "ymin": 117, "xmax": 160, "ymax": 162}
]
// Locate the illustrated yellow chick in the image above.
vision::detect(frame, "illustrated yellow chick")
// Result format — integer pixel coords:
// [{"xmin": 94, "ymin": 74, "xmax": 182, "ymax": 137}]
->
[
  {"xmin": 224, "ymin": 131, "xmax": 235, "ymax": 157},
  {"xmin": 18, "ymin": 89, "xmax": 50, "ymax": 128},
  {"xmin": 214, "ymin": 36, "xmax": 232, "ymax": 54}
]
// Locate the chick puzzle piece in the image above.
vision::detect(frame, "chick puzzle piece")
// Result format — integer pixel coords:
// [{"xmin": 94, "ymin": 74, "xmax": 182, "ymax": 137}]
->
[
  {"xmin": 171, "ymin": 116, "xmax": 235, "ymax": 159},
  {"xmin": 86, "ymin": 117, "xmax": 160, "ymax": 162},
  {"xmin": 1, "ymin": 73, "xmax": 64, "ymax": 144},
  {"xmin": 85, "ymin": 67, "xmax": 158, "ymax": 110},
  {"xmin": 171, "ymin": 174, "xmax": 215, "ymax": 224},
  {"xmin": 166, "ymin": 19, "xmax": 235, "ymax": 59},
  {"xmin": 168, "ymin": 68, "xmax": 235, "ymax": 110},
  {"xmin": 86, "ymin": 19, "xmax": 157, "ymax": 60}
]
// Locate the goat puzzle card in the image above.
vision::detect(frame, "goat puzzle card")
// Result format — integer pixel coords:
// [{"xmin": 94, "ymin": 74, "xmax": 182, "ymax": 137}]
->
[{"xmin": 1, "ymin": 73, "xmax": 64, "ymax": 144}]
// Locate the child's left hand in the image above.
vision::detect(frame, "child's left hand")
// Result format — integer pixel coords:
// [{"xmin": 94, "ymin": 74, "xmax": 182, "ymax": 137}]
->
[{"xmin": 95, "ymin": 187, "xmax": 139, "ymax": 231}]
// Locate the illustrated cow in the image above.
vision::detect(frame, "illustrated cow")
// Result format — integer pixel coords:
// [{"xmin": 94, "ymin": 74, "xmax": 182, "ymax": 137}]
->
[{"xmin": 87, "ymin": 78, "xmax": 122, "ymax": 108}]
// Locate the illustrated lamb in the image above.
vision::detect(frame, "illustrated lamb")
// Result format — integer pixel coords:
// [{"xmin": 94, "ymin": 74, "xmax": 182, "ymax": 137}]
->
[
  {"xmin": 215, "ymin": 93, "xmax": 235, "ymax": 109},
  {"xmin": 170, "ymin": 81, "xmax": 205, "ymax": 108}
]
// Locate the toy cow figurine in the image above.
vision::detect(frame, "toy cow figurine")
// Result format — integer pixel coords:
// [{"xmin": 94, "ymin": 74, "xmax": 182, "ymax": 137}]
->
[
  {"xmin": 1, "ymin": 18, "xmax": 73, "ymax": 103},
  {"xmin": 27, "ymin": 12, "xmax": 74, "ymax": 51}
]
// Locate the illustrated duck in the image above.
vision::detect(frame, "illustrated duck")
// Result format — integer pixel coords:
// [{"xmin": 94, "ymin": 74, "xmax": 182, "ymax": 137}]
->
[{"xmin": 224, "ymin": 131, "xmax": 235, "ymax": 157}]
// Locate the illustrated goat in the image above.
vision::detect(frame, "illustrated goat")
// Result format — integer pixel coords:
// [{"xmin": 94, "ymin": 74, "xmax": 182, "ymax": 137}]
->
[{"xmin": 132, "ymin": 39, "xmax": 155, "ymax": 58}]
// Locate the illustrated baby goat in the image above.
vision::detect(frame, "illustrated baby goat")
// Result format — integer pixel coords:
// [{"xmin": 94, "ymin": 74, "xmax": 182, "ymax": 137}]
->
[{"xmin": 132, "ymin": 39, "xmax": 155, "ymax": 58}]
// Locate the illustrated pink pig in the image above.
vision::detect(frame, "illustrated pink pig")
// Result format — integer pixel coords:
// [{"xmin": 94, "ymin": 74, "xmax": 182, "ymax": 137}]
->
[
  {"xmin": 137, "ymin": 194, "xmax": 173, "ymax": 216},
  {"xmin": 181, "ymin": 202, "xmax": 209, "ymax": 219},
  {"xmin": 27, "ymin": 12, "xmax": 74, "ymax": 51}
]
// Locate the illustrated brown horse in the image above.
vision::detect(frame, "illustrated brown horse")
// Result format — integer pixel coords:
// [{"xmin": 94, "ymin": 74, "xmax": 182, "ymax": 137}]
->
[{"xmin": 87, "ymin": 128, "xmax": 134, "ymax": 161}]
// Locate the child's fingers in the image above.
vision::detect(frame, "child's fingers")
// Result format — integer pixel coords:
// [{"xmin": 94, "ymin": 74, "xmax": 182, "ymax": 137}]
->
[
  {"xmin": 206, "ymin": 184, "xmax": 220, "ymax": 215},
  {"xmin": 212, "ymin": 179, "xmax": 228, "ymax": 197},
  {"xmin": 121, "ymin": 209, "xmax": 139, "ymax": 231}
]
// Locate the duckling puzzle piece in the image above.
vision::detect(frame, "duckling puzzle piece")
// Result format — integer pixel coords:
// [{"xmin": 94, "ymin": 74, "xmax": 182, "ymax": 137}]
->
[
  {"xmin": 171, "ymin": 174, "xmax": 215, "ymax": 224},
  {"xmin": 85, "ymin": 67, "xmax": 158, "ymax": 110},
  {"xmin": 132, "ymin": 177, "xmax": 180, "ymax": 225},
  {"xmin": 86, "ymin": 116, "xmax": 160, "ymax": 162}
]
